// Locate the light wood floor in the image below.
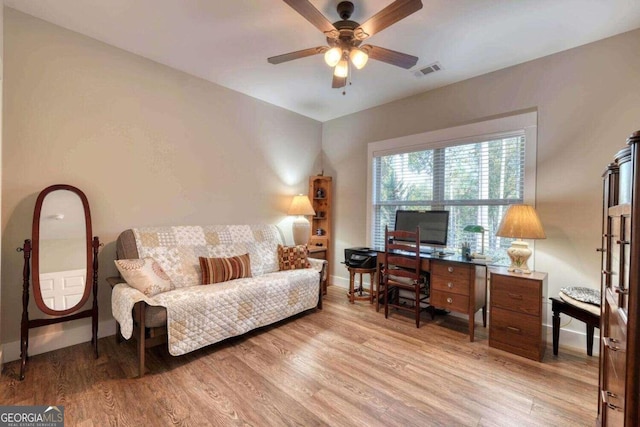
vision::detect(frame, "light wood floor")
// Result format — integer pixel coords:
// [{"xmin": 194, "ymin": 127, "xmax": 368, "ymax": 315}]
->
[{"xmin": 2, "ymin": 285, "xmax": 598, "ymax": 426}]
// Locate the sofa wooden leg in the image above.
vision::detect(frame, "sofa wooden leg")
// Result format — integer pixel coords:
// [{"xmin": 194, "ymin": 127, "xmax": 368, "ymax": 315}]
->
[
  {"xmin": 136, "ymin": 302, "xmax": 146, "ymax": 377},
  {"xmin": 115, "ymin": 321, "xmax": 123, "ymax": 344},
  {"xmin": 317, "ymin": 268, "xmax": 324, "ymax": 310}
]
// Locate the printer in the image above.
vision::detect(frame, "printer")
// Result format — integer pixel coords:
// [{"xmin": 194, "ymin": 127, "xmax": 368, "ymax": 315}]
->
[{"xmin": 344, "ymin": 247, "xmax": 378, "ymax": 269}]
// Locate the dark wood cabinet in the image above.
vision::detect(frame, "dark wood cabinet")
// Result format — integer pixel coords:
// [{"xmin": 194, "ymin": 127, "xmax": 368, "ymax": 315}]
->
[{"xmin": 598, "ymin": 131, "xmax": 640, "ymax": 426}]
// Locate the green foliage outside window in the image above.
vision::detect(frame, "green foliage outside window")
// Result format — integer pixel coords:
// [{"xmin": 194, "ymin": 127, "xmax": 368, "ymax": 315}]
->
[{"xmin": 372, "ymin": 136, "xmax": 524, "ymax": 262}]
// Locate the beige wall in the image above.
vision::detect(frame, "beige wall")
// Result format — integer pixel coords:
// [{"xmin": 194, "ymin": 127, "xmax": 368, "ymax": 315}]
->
[
  {"xmin": 323, "ymin": 29, "xmax": 640, "ymax": 335},
  {"xmin": 1, "ymin": 9, "xmax": 322, "ymax": 348}
]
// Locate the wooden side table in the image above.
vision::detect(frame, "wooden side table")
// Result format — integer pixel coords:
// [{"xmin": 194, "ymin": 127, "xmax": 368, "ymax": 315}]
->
[
  {"xmin": 489, "ymin": 268, "xmax": 548, "ymax": 361},
  {"xmin": 549, "ymin": 297, "xmax": 600, "ymax": 356},
  {"xmin": 347, "ymin": 266, "xmax": 376, "ymax": 304},
  {"xmin": 308, "ymin": 246, "xmax": 328, "ymax": 295}
]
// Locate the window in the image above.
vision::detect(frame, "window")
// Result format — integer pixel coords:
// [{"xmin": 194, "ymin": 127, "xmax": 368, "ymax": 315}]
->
[{"xmin": 367, "ymin": 113, "xmax": 537, "ymax": 264}]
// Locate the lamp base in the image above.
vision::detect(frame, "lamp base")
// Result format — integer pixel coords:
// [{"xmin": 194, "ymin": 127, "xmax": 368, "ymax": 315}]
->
[
  {"xmin": 506, "ymin": 240, "xmax": 533, "ymax": 274},
  {"xmin": 292, "ymin": 216, "xmax": 310, "ymax": 246}
]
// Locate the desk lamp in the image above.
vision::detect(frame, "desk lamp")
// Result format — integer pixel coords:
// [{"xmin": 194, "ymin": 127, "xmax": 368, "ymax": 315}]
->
[
  {"xmin": 288, "ymin": 194, "xmax": 316, "ymax": 246},
  {"xmin": 496, "ymin": 204, "xmax": 546, "ymax": 274}
]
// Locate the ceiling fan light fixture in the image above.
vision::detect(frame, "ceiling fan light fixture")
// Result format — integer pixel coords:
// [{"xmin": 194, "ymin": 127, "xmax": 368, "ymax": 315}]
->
[
  {"xmin": 324, "ymin": 47, "xmax": 343, "ymax": 67},
  {"xmin": 349, "ymin": 48, "xmax": 369, "ymax": 70},
  {"xmin": 334, "ymin": 59, "xmax": 349, "ymax": 78}
]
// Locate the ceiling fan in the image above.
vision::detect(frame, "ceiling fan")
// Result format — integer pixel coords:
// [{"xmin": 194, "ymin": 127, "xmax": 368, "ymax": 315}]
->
[{"xmin": 268, "ymin": 0, "xmax": 423, "ymax": 89}]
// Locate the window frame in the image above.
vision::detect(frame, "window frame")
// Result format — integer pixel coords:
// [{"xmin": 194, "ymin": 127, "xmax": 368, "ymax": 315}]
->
[{"xmin": 366, "ymin": 111, "xmax": 538, "ymax": 255}]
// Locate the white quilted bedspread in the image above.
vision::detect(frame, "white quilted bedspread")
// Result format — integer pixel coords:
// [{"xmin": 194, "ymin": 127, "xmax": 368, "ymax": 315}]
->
[{"xmin": 112, "ymin": 268, "xmax": 320, "ymax": 356}]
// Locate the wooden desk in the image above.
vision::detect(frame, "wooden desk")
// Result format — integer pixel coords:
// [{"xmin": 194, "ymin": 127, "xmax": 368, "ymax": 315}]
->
[{"xmin": 376, "ymin": 250, "xmax": 488, "ymax": 341}]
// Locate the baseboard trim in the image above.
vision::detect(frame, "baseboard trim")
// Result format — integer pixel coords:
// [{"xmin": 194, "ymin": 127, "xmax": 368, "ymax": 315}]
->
[
  {"xmin": 3, "ymin": 320, "xmax": 116, "ymax": 363},
  {"xmin": 328, "ymin": 275, "xmax": 598, "ymax": 356}
]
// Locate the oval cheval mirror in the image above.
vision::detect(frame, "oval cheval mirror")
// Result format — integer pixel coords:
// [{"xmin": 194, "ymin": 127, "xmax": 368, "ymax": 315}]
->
[{"xmin": 18, "ymin": 184, "xmax": 101, "ymax": 380}]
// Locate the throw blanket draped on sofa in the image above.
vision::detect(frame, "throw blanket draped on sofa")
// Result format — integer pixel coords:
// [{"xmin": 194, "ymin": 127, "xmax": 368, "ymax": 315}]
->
[{"xmin": 111, "ymin": 224, "xmax": 323, "ymax": 360}]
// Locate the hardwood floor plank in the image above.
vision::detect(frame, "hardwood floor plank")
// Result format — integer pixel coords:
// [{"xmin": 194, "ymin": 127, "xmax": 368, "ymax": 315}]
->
[{"xmin": 1, "ymin": 286, "xmax": 598, "ymax": 426}]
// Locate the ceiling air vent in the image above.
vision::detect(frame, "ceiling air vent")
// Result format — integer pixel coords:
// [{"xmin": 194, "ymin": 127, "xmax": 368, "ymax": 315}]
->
[{"xmin": 414, "ymin": 62, "xmax": 443, "ymax": 78}]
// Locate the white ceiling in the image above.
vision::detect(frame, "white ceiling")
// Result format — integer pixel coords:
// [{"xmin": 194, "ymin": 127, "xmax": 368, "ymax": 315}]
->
[{"xmin": 6, "ymin": 0, "xmax": 640, "ymax": 122}]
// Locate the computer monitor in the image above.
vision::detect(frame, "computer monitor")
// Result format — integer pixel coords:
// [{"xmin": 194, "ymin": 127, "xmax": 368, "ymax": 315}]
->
[{"xmin": 394, "ymin": 210, "xmax": 450, "ymax": 248}]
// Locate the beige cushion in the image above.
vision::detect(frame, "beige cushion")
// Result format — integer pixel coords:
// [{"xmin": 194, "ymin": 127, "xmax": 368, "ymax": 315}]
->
[
  {"xmin": 114, "ymin": 257, "xmax": 171, "ymax": 297},
  {"xmin": 559, "ymin": 291, "xmax": 600, "ymax": 316}
]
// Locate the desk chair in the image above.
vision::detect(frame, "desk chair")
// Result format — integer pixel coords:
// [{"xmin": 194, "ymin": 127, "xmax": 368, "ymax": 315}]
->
[{"xmin": 383, "ymin": 226, "xmax": 429, "ymax": 328}]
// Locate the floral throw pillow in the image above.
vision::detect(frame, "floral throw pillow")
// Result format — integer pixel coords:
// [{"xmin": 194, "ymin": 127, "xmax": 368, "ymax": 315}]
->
[
  {"xmin": 278, "ymin": 244, "xmax": 311, "ymax": 271},
  {"xmin": 199, "ymin": 253, "xmax": 252, "ymax": 285},
  {"xmin": 114, "ymin": 257, "xmax": 171, "ymax": 297}
]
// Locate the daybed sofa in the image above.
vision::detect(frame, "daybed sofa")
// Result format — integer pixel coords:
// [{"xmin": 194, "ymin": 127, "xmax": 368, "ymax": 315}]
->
[{"xmin": 109, "ymin": 224, "xmax": 325, "ymax": 376}]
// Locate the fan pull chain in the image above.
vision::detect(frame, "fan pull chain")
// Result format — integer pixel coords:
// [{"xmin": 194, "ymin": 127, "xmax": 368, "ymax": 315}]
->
[{"xmin": 343, "ymin": 61, "xmax": 353, "ymax": 95}]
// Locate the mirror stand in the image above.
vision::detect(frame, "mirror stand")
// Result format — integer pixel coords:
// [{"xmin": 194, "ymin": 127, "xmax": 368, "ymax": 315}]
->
[{"xmin": 18, "ymin": 236, "xmax": 100, "ymax": 380}]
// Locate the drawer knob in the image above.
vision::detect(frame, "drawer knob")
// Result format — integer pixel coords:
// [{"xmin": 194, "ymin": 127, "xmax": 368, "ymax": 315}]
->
[
  {"xmin": 508, "ymin": 293, "xmax": 523, "ymax": 300},
  {"xmin": 447, "ymin": 266, "xmax": 454, "ymax": 273},
  {"xmin": 506, "ymin": 326, "xmax": 521, "ymax": 333},
  {"xmin": 446, "ymin": 297, "xmax": 453, "ymax": 304},
  {"xmin": 447, "ymin": 282, "xmax": 453, "ymax": 288}
]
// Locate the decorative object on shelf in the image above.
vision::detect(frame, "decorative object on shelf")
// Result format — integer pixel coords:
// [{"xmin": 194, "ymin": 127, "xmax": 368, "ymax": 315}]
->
[
  {"xmin": 316, "ymin": 228, "xmax": 325, "ymax": 236},
  {"xmin": 288, "ymin": 194, "xmax": 316, "ymax": 245},
  {"xmin": 463, "ymin": 224, "xmax": 485, "ymax": 255},
  {"xmin": 316, "ymin": 188, "xmax": 325, "ymax": 199},
  {"xmin": 496, "ymin": 204, "xmax": 546, "ymax": 274}
]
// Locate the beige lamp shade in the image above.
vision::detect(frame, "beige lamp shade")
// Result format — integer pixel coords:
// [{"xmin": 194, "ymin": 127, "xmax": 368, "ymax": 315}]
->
[
  {"xmin": 288, "ymin": 195, "xmax": 315, "ymax": 246},
  {"xmin": 287, "ymin": 195, "xmax": 316, "ymax": 216},
  {"xmin": 496, "ymin": 204, "xmax": 545, "ymax": 274},
  {"xmin": 496, "ymin": 204, "xmax": 546, "ymax": 239}
]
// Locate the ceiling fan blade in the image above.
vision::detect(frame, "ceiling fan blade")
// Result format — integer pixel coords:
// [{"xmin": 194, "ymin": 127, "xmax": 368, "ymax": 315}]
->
[
  {"xmin": 332, "ymin": 74, "xmax": 347, "ymax": 89},
  {"xmin": 268, "ymin": 46, "xmax": 328, "ymax": 64},
  {"xmin": 363, "ymin": 45, "xmax": 418, "ymax": 69},
  {"xmin": 283, "ymin": 0, "xmax": 339, "ymax": 39},
  {"xmin": 354, "ymin": 0, "xmax": 423, "ymax": 41}
]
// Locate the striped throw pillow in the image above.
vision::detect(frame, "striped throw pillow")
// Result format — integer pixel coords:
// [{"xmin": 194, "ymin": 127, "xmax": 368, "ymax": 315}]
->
[
  {"xmin": 199, "ymin": 253, "xmax": 252, "ymax": 285},
  {"xmin": 278, "ymin": 244, "xmax": 311, "ymax": 271}
]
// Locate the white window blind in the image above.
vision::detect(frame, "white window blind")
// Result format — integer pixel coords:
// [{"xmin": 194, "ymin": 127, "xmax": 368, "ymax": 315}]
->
[{"xmin": 371, "ymin": 135, "xmax": 525, "ymax": 260}]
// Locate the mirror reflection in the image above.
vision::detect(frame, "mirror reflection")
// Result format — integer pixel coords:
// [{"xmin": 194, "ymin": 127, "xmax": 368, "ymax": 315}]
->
[{"xmin": 38, "ymin": 190, "xmax": 87, "ymax": 311}]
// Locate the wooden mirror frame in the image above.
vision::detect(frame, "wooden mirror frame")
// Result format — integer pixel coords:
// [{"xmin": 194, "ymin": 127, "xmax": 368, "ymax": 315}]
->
[
  {"xmin": 19, "ymin": 184, "xmax": 100, "ymax": 380},
  {"xmin": 32, "ymin": 184, "xmax": 93, "ymax": 315}
]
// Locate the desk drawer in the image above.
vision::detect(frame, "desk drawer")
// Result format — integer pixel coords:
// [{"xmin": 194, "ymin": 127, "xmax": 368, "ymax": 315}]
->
[
  {"xmin": 432, "ymin": 262, "xmax": 474, "ymax": 279},
  {"xmin": 490, "ymin": 307, "xmax": 540, "ymax": 352},
  {"xmin": 431, "ymin": 290, "xmax": 469, "ymax": 313},
  {"xmin": 431, "ymin": 275, "xmax": 471, "ymax": 296},
  {"xmin": 491, "ymin": 275, "xmax": 540, "ymax": 316}
]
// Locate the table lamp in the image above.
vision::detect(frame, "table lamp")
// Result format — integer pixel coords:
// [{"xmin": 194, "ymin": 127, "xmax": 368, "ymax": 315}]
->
[
  {"xmin": 496, "ymin": 204, "xmax": 546, "ymax": 274},
  {"xmin": 287, "ymin": 194, "xmax": 316, "ymax": 246}
]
